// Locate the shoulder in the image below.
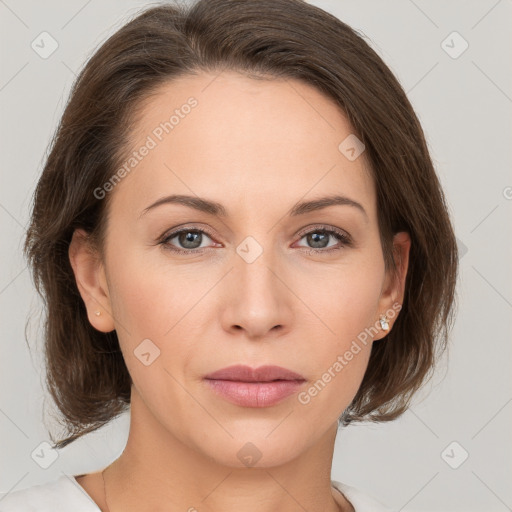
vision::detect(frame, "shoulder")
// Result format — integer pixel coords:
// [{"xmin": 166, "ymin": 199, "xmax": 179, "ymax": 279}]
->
[
  {"xmin": 0, "ymin": 475, "xmax": 100, "ymax": 511},
  {"xmin": 332, "ymin": 480, "xmax": 393, "ymax": 512}
]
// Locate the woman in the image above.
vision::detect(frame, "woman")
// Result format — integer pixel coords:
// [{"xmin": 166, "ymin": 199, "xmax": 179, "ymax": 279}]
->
[{"xmin": 0, "ymin": 0, "xmax": 458, "ymax": 510}]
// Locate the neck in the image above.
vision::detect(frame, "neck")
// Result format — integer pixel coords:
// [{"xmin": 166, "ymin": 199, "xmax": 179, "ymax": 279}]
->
[{"xmin": 102, "ymin": 387, "xmax": 351, "ymax": 512}]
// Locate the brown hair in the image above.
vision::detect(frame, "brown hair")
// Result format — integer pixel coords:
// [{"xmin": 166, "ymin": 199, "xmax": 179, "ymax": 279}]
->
[{"xmin": 24, "ymin": 0, "xmax": 458, "ymax": 449}]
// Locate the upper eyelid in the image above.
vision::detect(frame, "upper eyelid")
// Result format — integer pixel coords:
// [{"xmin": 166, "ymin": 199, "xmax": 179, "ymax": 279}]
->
[
  {"xmin": 295, "ymin": 224, "xmax": 350, "ymax": 237},
  {"xmin": 162, "ymin": 224, "xmax": 216, "ymax": 241}
]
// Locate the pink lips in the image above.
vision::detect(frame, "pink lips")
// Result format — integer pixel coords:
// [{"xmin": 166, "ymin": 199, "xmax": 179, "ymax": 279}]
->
[{"xmin": 204, "ymin": 365, "xmax": 306, "ymax": 408}]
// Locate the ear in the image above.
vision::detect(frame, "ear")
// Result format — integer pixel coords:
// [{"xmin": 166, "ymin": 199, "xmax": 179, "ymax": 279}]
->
[
  {"xmin": 68, "ymin": 228, "xmax": 115, "ymax": 333},
  {"xmin": 373, "ymin": 231, "xmax": 411, "ymax": 340}
]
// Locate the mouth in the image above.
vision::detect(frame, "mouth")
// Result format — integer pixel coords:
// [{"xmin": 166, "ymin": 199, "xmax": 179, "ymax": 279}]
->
[
  {"xmin": 204, "ymin": 364, "xmax": 306, "ymax": 383},
  {"xmin": 203, "ymin": 365, "xmax": 306, "ymax": 407}
]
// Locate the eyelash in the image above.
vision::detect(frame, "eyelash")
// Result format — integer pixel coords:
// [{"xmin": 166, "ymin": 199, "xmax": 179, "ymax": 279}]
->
[{"xmin": 159, "ymin": 224, "xmax": 352, "ymax": 255}]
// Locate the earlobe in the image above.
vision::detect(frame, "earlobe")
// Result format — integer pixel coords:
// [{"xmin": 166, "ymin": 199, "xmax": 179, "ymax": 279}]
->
[{"xmin": 68, "ymin": 228, "xmax": 115, "ymax": 333}]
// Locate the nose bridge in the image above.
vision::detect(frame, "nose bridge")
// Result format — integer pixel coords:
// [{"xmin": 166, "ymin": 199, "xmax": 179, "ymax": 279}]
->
[
  {"xmin": 236, "ymin": 232, "xmax": 281, "ymax": 304},
  {"xmin": 222, "ymin": 231, "xmax": 293, "ymax": 337}
]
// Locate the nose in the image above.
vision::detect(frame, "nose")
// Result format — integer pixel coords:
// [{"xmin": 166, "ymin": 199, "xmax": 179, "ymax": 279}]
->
[{"xmin": 219, "ymin": 241, "xmax": 294, "ymax": 340}]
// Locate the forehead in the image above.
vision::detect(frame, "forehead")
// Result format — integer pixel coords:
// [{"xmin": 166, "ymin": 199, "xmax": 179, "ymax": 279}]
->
[{"xmin": 113, "ymin": 70, "xmax": 376, "ymax": 220}]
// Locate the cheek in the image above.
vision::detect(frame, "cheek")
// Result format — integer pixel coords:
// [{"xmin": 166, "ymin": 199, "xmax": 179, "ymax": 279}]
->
[
  {"xmin": 104, "ymin": 254, "xmax": 201, "ymax": 419},
  {"xmin": 104, "ymin": 248, "xmax": 213, "ymax": 383},
  {"xmin": 106, "ymin": 247, "xmax": 199, "ymax": 338},
  {"xmin": 289, "ymin": 255, "xmax": 384, "ymax": 413},
  {"xmin": 293, "ymin": 253, "xmax": 385, "ymax": 346}
]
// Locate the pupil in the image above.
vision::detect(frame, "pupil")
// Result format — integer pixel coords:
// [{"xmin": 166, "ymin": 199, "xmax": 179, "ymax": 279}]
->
[
  {"xmin": 180, "ymin": 231, "xmax": 201, "ymax": 248},
  {"xmin": 309, "ymin": 232, "xmax": 328, "ymax": 248}
]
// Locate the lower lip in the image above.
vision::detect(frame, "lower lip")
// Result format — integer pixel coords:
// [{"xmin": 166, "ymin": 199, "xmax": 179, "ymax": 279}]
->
[{"xmin": 204, "ymin": 379, "xmax": 305, "ymax": 407}]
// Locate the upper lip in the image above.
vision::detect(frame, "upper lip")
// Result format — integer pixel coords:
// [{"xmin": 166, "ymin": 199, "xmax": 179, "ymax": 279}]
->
[{"xmin": 204, "ymin": 365, "xmax": 306, "ymax": 382}]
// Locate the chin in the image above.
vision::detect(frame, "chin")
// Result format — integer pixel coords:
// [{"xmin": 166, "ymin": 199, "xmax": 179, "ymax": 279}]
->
[{"xmin": 187, "ymin": 425, "xmax": 313, "ymax": 469}]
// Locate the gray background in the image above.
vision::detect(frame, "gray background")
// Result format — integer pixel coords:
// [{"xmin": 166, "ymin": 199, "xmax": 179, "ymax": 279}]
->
[{"xmin": 1, "ymin": 1, "xmax": 511, "ymax": 511}]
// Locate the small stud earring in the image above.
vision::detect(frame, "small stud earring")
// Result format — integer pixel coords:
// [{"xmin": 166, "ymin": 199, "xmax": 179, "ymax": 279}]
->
[
  {"xmin": 95, "ymin": 311, "xmax": 101, "ymax": 316},
  {"xmin": 379, "ymin": 315, "xmax": 389, "ymax": 331}
]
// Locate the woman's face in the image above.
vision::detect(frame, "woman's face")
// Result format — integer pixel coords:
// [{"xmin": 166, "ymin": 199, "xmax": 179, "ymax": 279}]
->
[{"xmin": 72, "ymin": 70, "xmax": 409, "ymax": 468}]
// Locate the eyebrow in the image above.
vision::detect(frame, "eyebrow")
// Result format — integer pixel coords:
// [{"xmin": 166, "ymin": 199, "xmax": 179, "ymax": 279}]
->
[{"xmin": 139, "ymin": 193, "xmax": 367, "ymax": 220}]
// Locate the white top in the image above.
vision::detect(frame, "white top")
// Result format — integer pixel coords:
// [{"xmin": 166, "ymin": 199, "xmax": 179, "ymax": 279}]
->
[{"xmin": 0, "ymin": 475, "xmax": 392, "ymax": 511}]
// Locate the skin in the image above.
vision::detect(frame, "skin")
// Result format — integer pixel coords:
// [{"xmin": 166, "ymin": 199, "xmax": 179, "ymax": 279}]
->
[{"xmin": 69, "ymin": 70, "xmax": 410, "ymax": 512}]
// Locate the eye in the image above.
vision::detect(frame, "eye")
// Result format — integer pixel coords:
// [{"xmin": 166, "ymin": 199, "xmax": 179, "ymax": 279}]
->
[
  {"xmin": 160, "ymin": 227, "xmax": 217, "ymax": 254},
  {"xmin": 159, "ymin": 224, "xmax": 352, "ymax": 255},
  {"xmin": 294, "ymin": 225, "xmax": 352, "ymax": 254}
]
